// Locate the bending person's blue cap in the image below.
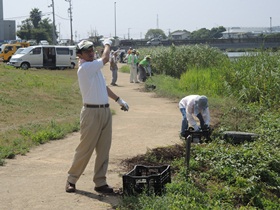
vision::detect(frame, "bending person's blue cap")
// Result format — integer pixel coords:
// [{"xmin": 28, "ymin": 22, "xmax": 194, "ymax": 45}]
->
[{"xmin": 194, "ymin": 95, "xmax": 208, "ymax": 115}]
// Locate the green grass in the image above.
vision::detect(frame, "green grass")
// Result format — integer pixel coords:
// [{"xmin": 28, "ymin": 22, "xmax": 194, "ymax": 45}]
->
[
  {"xmin": 118, "ymin": 46, "xmax": 280, "ymax": 209},
  {"xmin": 0, "ymin": 64, "xmax": 120, "ymax": 165},
  {"xmin": 0, "ymin": 64, "xmax": 82, "ymax": 164},
  {"xmin": 0, "ymin": 64, "xmax": 122, "ymax": 162},
  {"xmin": 119, "ymin": 64, "xmax": 130, "ymax": 73}
]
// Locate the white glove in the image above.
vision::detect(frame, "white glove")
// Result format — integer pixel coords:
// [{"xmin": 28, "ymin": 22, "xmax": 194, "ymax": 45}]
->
[
  {"xmin": 103, "ymin": 39, "xmax": 112, "ymax": 46},
  {"xmin": 116, "ymin": 97, "xmax": 129, "ymax": 111}
]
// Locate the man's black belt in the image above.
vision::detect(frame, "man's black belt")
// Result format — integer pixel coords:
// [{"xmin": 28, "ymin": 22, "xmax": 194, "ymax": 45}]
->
[{"xmin": 84, "ymin": 104, "xmax": 109, "ymax": 108}]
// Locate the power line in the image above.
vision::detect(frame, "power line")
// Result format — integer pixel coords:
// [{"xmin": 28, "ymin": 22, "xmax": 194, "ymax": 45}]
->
[
  {"xmin": 6, "ymin": 13, "xmax": 69, "ymax": 23},
  {"xmin": 55, "ymin": 14, "xmax": 69, "ymax": 21},
  {"xmin": 5, "ymin": 12, "xmax": 52, "ymax": 20}
]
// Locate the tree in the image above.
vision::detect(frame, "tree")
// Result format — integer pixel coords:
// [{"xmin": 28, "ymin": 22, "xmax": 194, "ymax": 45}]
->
[
  {"xmin": 209, "ymin": 26, "xmax": 226, "ymax": 39},
  {"xmin": 190, "ymin": 28, "xmax": 211, "ymax": 39},
  {"xmin": 145, "ymin": 29, "xmax": 167, "ymax": 40},
  {"xmin": 38, "ymin": 18, "xmax": 54, "ymax": 41},
  {"xmin": 17, "ymin": 8, "xmax": 56, "ymax": 43},
  {"xmin": 16, "ymin": 19, "xmax": 33, "ymax": 40},
  {"xmin": 30, "ymin": 8, "xmax": 42, "ymax": 29},
  {"xmin": 190, "ymin": 26, "xmax": 226, "ymax": 39}
]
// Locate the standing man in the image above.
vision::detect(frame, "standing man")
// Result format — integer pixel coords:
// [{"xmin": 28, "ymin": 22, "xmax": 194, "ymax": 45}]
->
[
  {"xmin": 127, "ymin": 49, "xmax": 139, "ymax": 83},
  {"xmin": 178, "ymin": 95, "xmax": 210, "ymax": 137},
  {"xmin": 65, "ymin": 39, "xmax": 129, "ymax": 194},
  {"xmin": 110, "ymin": 50, "xmax": 119, "ymax": 86}
]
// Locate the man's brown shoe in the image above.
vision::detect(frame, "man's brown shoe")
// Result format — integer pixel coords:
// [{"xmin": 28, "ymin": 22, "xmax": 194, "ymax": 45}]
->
[
  {"xmin": 65, "ymin": 181, "xmax": 76, "ymax": 193},
  {"xmin": 94, "ymin": 185, "xmax": 114, "ymax": 194}
]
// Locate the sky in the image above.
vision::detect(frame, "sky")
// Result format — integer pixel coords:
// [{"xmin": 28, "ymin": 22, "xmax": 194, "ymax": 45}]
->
[{"xmin": 3, "ymin": 0, "xmax": 280, "ymax": 41}]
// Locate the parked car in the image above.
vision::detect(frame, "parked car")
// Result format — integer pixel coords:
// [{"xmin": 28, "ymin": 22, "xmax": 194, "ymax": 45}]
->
[
  {"xmin": 68, "ymin": 46, "xmax": 77, "ymax": 69},
  {"xmin": 27, "ymin": 40, "xmax": 37, "ymax": 46},
  {"xmin": 39, "ymin": 40, "xmax": 49, "ymax": 45},
  {"xmin": 7, "ymin": 48, "xmax": 26, "ymax": 65},
  {"xmin": 146, "ymin": 38, "xmax": 162, "ymax": 46},
  {"xmin": 14, "ymin": 48, "xmax": 25, "ymax": 55},
  {"xmin": 9, "ymin": 45, "xmax": 74, "ymax": 70}
]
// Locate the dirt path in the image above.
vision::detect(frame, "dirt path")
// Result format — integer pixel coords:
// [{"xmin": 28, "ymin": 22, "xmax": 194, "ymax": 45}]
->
[{"xmin": 0, "ymin": 63, "xmax": 182, "ymax": 210}]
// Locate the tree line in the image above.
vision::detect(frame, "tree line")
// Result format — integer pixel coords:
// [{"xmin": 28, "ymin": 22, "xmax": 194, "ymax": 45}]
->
[{"xmin": 16, "ymin": 8, "xmax": 280, "ymax": 44}]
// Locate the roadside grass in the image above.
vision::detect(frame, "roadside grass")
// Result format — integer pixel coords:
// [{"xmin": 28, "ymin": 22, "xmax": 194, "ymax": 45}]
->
[
  {"xmin": 0, "ymin": 64, "xmax": 117, "ymax": 165},
  {"xmin": 119, "ymin": 64, "xmax": 130, "ymax": 74},
  {"xmin": 0, "ymin": 64, "xmax": 82, "ymax": 165}
]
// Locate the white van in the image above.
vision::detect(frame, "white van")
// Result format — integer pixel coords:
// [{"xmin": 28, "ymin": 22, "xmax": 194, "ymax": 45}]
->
[
  {"xmin": 9, "ymin": 45, "xmax": 74, "ymax": 70},
  {"xmin": 68, "ymin": 46, "xmax": 77, "ymax": 69}
]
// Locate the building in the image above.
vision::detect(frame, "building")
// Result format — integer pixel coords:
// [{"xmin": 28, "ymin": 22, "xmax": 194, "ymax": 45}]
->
[
  {"xmin": 171, "ymin": 31, "xmax": 191, "ymax": 40},
  {"xmin": 0, "ymin": 0, "xmax": 16, "ymax": 42},
  {"xmin": 222, "ymin": 26, "xmax": 280, "ymax": 39}
]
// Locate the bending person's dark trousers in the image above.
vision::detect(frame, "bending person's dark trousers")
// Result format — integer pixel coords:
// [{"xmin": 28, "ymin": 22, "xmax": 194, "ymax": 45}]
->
[{"xmin": 138, "ymin": 64, "xmax": 147, "ymax": 82}]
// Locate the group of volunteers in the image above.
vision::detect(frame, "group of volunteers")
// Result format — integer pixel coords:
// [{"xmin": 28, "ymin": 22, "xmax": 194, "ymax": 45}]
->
[
  {"xmin": 126, "ymin": 47, "xmax": 152, "ymax": 83},
  {"xmin": 65, "ymin": 39, "xmax": 211, "ymax": 195},
  {"xmin": 108, "ymin": 47, "xmax": 152, "ymax": 86}
]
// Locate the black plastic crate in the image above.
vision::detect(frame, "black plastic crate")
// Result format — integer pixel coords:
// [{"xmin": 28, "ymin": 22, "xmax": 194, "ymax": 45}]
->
[{"xmin": 122, "ymin": 165, "xmax": 171, "ymax": 196}]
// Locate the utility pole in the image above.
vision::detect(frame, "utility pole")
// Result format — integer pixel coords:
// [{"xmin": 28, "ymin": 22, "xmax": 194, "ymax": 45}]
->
[
  {"xmin": 58, "ymin": 23, "xmax": 61, "ymax": 40},
  {"xmin": 65, "ymin": 0, "xmax": 73, "ymax": 45},
  {"xmin": 0, "ymin": 0, "xmax": 3, "ymax": 21},
  {"xmin": 128, "ymin": 28, "xmax": 131, "ymax": 39},
  {"xmin": 156, "ymin": 14, "xmax": 159, "ymax": 29},
  {"xmin": 51, "ymin": 0, "xmax": 56, "ymax": 44},
  {"xmin": 270, "ymin": 17, "xmax": 272, "ymax": 33},
  {"xmin": 114, "ymin": 2, "xmax": 117, "ymax": 38}
]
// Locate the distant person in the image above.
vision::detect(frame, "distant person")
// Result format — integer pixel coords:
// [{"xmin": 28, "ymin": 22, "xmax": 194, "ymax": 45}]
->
[
  {"xmin": 65, "ymin": 39, "xmax": 129, "ymax": 194},
  {"xmin": 127, "ymin": 49, "xmax": 139, "ymax": 83},
  {"xmin": 119, "ymin": 50, "xmax": 125, "ymax": 63},
  {"xmin": 127, "ymin": 47, "xmax": 132, "ymax": 55},
  {"xmin": 95, "ymin": 51, "xmax": 100, "ymax": 59},
  {"xmin": 124, "ymin": 47, "xmax": 132, "ymax": 62},
  {"xmin": 110, "ymin": 50, "xmax": 119, "ymax": 86},
  {"xmin": 136, "ymin": 51, "xmax": 140, "ymax": 74},
  {"xmin": 178, "ymin": 95, "xmax": 210, "ymax": 137},
  {"xmin": 138, "ymin": 55, "xmax": 151, "ymax": 82}
]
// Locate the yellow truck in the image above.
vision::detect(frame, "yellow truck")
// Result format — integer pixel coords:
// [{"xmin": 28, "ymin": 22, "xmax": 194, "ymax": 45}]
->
[{"xmin": 0, "ymin": 42, "xmax": 30, "ymax": 62}]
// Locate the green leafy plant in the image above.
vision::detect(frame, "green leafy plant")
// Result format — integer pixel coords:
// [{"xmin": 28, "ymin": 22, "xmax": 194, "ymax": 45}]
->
[{"xmin": 119, "ymin": 46, "xmax": 280, "ymax": 209}]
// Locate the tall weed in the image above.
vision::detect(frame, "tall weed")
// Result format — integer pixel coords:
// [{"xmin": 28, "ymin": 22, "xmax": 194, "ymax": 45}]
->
[
  {"xmin": 179, "ymin": 67, "xmax": 226, "ymax": 96},
  {"xmin": 224, "ymin": 51, "xmax": 280, "ymax": 109},
  {"xmin": 138, "ymin": 45, "xmax": 228, "ymax": 78}
]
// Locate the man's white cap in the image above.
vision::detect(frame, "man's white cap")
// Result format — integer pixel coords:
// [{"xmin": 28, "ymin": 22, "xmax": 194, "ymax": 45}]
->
[{"xmin": 76, "ymin": 40, "xmax": 94, "ymax": 52}]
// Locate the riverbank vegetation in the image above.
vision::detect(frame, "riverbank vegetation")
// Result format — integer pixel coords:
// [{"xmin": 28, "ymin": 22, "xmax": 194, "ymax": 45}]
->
[{"xmin": 119, "ymin": 45, "xmax": 279, "ymax": 209}]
